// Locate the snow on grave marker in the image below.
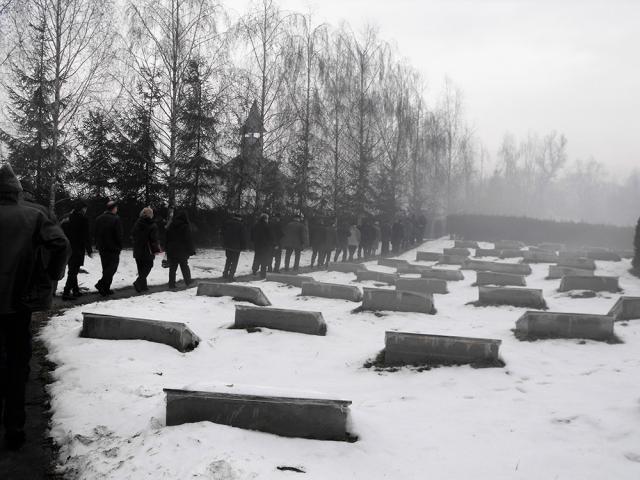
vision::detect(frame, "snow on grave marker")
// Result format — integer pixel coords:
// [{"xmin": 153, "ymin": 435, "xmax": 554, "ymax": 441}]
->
[
  {"xmin": 81, "ymin": 312, "xmax": 200, "ymax": 352},
  {"xmin": 396, "ymin": 277, "xmax": 448, "ymax": 295},
  {"xmin": 164, "ymin": 389, "xmax": 353, "ymax": 441},
  {"xmin": 196, "ymin": 282, "xmax": 272, "ymax": 306},
  {"xmin": 384, "ymin": 331, "xmax": 502, "ymax": 367},
  {"xmin": 415, "ymin": 251, "xmax": 443, "ymax": 262},
  {"xmin": 361, "ymin": 287, "xmax": 436, "ymax": 314},
  {"xmin": 474, "ymin": 271, "xmax": 526, "ymax": 287},
  {"xmin": 265, "ymin": 273, "xmax": 315, "ymax": 288},
  {"xmin": 420, "ymin": 268, "xmax": 465, "ymax": 281},
  {"xmin": 547, "ymin": 265, "xmax": 594, "ymax": 280},
  {"xmin": 327, "ymin": 262, "xmax": 368, "ymax": 274},
  {"xmin": 608, "ymin": 297, "xmax": 640, "ymax": 320},
  {"xmin": 558, "ymin": 275, "xmax": 621, "ymax": 293},
  {"xmin": 463, "ymin": 259, "xmax": 532, "ymax": 276},
  {"xmin": 476, "ymin": 286, "xmax": 546, "ymax": 309},
  {"xmin": 234, "ymin": 305, "xmax": 327, "ymax": 335},
  {"xmin": 356, "ymin": 270, "xmax": 399, "ymax": 285},
  {"xmin": 301, "ymin": 281, "xmax": 363, "ymax": 302},
  {"xmin": 515, "ymin": 311, "xmax": 615, "ymax": 341}
]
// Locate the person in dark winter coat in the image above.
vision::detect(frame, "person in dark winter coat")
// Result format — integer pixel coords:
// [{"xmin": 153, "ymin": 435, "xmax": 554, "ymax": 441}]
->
[
  {"xmin": 391, "ymin": 218, "xmax": 404, "ymax": 254},
  {"xmin": 334, "ymin": 221, "xmax": 349, "ymax": 262},
  {"xmin": 309, "ymin": 220, "xmax": 325, "ymax": 267},
  {"xmin": 94, "ymin": 200, "xmax": 123, "ymax": 296},
  {"xmin": 269, "ymin": 213, "xmax": 284, "ymax": 272},
  {"xmin": 321, "ymin": 221, "xmax": 337, "ymax": 266},
  {"xmin": 633, "ymin": 216, "xmax": 640, "ymax": 271},
  {"xmin": 165, "ymin": 210, "xmax": 195, "ymax": 288},
  {"xmin": 222, "ymin": 214, "xmax": 246, "ymax": 281},
  {"xmin": 360, "ymin": 219, "xmax": 376, "ymax": 258},
  {"xmin": 380, "ymin": 221, "xmax": 391, "ymax": 255},
  {"xmin": 347, "ymin": 223, "xmax": 361, "ymax": 261},
  {"xmin": 131, "ymin": 207, "xmax": 161, "ymax": 292},
  {"xmin": 250, "ymin": 213, "xmax": 274, "ymax": 278},
  {"xmin": 60, "ymin": 200, "xmax": 92, "ymax": 300},
  {"xmin": 281, "ymin": 215, "xmax": 308, "ymax": 271},
  {"xmin": 0, "ymin": 163, "xmax": 69, "ymax": 450}
]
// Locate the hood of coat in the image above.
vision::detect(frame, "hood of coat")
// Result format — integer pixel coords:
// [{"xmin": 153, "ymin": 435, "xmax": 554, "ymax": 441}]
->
[{"xmin": 0, "ymin": 163, "xmax": 22, "ymax": 194}]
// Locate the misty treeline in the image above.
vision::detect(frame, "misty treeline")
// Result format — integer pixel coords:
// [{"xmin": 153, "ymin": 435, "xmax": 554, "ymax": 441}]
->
[
  {"xmin": 0, "ymin": 0, "xmax": 637, "ymax": 228},
  {"xmin": 0, "ymin": 0, "xmax": 471, "ymax": 223},
  {"xmin": 463, "ymin": 132, "xmax": 640, "ymax": 226}
]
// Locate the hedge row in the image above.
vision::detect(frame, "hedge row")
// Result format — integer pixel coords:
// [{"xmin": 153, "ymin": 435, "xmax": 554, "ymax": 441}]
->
[{"xmin": 446, "ymin": 214, "xmax": 635, "ymax": 250}]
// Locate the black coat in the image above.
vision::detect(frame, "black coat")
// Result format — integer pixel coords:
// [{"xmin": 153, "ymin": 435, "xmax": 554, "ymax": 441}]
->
[
  {"xmin": 0, "ymin": 193, "xmax": 69, "ymax": 314},
  {"xmin": 222, "ymin": 218, "xmax": 246, "ymax": 252},
  {"xmin": 391, "ymin": 221, "xmax": 404, "ymax": 244},
  {"xmin": 61, "ymin": 210, "xmax": 92, "ymax": 266},
  {"xmin": 251, "ymin": 219, "xmax": 274, "ymax": 252},
  {"xmin": 95, "ymin": 211, "xmax": 123, "ymax": 253},
  {"xmin": 323, "ymin": 226, "xmax": 337, "ymax": 251},
  {"xmin": 166, "ymin": 216, "xmax": 195, "ymax": 260},
  {"xmin": 269, "ymin": 219, "xmax": 284, "ymax": 247},
  {"xmin": 309, "ymin": 224, "xmax": 325, "ymax": 249},
  {"xmin": 131, "ymin": 217, "xmax": 160, "ymax": 260}
]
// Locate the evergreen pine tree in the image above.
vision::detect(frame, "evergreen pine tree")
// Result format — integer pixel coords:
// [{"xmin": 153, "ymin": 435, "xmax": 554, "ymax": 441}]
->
[
  {"xmin": 633, "ymin": 217, "xmax": 640, "ymax": 271},
  {"xmin": 0, "ymin": 13, "xmax": 55, "ymax": 203}
]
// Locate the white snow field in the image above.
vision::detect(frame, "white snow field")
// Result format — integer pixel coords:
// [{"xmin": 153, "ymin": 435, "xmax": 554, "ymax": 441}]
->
[{"xmin": 42, "ymin": 239, "xmax": 640, "ymax": 479}]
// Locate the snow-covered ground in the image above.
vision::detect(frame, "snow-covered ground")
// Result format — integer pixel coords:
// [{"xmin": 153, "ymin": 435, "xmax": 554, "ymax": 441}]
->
[
  {"xmin": 42, "ymin": 239, "xmax": 640, "ymax": 479},
  {"xmin": 55, "ymin": 248, "xmax": 316, "ymax": 295}
]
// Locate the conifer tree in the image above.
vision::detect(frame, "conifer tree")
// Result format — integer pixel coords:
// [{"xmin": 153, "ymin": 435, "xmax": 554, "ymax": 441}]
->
[{"xmin": 633, "ymin": 217, "xmax": 640, "ymax": 271}]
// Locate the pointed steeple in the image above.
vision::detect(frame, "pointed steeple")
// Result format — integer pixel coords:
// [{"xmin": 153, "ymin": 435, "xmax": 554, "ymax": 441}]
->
[{"xmin": 240, "ymin": 100, "xmax": 265, "ymax": 136}]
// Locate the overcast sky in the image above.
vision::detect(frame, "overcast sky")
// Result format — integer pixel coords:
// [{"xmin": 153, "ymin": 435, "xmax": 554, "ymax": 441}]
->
[{"xmin": 230, "ymin": 0, "xmax": 640, "ymax": 176}]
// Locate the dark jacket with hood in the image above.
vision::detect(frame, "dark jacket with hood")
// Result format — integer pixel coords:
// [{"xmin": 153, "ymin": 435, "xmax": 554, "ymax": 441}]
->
[
  {"xmin": 222, "ymin": 216, "xmax": 246, "ymax": 252},
  {"xmin": 166, "ymin": 211, "xmax": 196, "ymax": 260},
  {"xmin": 131, "ymin": 216, "xmax": 160, "ymax": 260},
  {"xmin": 61, "ymin": 209, "xmax": 92, "ymax": 266},
  {"xmin": 0, "ymin": 164, "xmax": 69, "ymax": 313},
  {"xmin": 95, "ymin": 210, "xmax": 123, "ymax": 253}
]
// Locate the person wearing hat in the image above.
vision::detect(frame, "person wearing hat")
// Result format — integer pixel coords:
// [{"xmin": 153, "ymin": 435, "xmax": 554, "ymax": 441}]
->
[
  {"xmin": 94, "ymin": 200, "xmax": 123, "ymax": 296},
  {"xmin": 0, "ymin": 163, "xmax": 69, "ymax": 450},
  {"xmin": 269, "ymin": 212, "xmax": 284, "ymax": 272},
  {"xmin": 60, "ymin": 200, "xmax": 93, "ymax": 300},
  {"xmin": 131, "ymin": 207, "xmax": 161, "ymax": 292},
  {"xmin": 250, "ymin": 213, "xmax": 274, "ymax": 279},
  {"xmin": 221, "ymin": 213, "xmax": 246, "ymax": 281}
]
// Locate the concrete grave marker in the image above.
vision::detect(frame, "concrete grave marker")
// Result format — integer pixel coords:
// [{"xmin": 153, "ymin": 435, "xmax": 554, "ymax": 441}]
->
[
  {"xmin": 463, "ymin": 259, "xmax": 532, "ymax": 276},
  {"xmin": 557, "ymin": 257, "xmax": 596, "ymax": 270},
  {"xmin": 416, "ymin": 251, "xmax": 443, "ymax": 262},
  {"xmin": 454, "ymin": 240, "xmax": 479, "ymax": 248},
  {"xmin": 301, "ymin": 281, "xmax": 363, "ymax": 302},
  {"xmin": 475, "ymin": 271, "xmax": 526, "ymax": 287},
  {"xmin": 443, "ymin": 247, "xmax": 471, "ymax": 257},
  {"xmin": 558, "ymin": 275, "xmax": 621, "ymax": 293},
  {"xmin": 474, "ymin": 248, "xmax": 501, "ymax": 257},
  {"xmin": 362, "ymin": 287, "xmax": 435, "ymax": 314},
  {"xmin": 476, "ymin": 286, "xmax": 546, "ymax": 309},
  {"xmin": 586, "ymin": 250, "xmax": 622, "ymax": 262},
  {"xmin": 356, "ymin": 270, "xmax": 399, "ymax": 285},
  {"xmin": 397, "ymin": 263, "xmax": 435, "ymax": 275},
  {"xmin": 522, "ymin": 250, "xmax": 558, "ymax": 263},
  {"xmin": 437, "ymin": 254, "xmax": 468, "ymax": 265},
  {"xmin": 515, "ymin": 311, "xmax": 614, "ymax": 341},
  {"xmin": 558, "ymin": 250, "xmax": 588, "ymax": 260},
  {"xmin": 234, "ymin": 305, "xmax": 327, "ymax": 335},
  {"xmin": 396, "ymin": 277, "xmax": 448, "ymax": 295},
  {"xmin": 499, "ymin": 249, "xmax": 524, "ymax": 259},
  {"xmin": 197, "ymin": 282, "xmax": 271, "ymax": 306},
  {"xmin": 616, "ymin": 250, "xmax": 635, "ymax": 259},
  {"xmin": 384, "ymin": 331, "xmax": 502, "ymax": 366},
  {"xmin": 378, "ymin": 258, "xmax": 410, "ymax": 268},
  {"xmin": 608, "ymin": 297, "xmax": 640, "ymax": 320},
  {"xmin": 537, "ymin": 243, "xmax": 565, "ymax": 252},
  {"xmin": 81, "ymin": 312, "xmax": 200, "ymax": 352},
  {"xmin": 547, "ymin": 265, "xmax": 594, "ymax": 280},
  {"xmin": 265, "ymin": 273, "xmax": 315, "ymax": 288},
  {"xmin": 494, "ymin": 240, "xmax": 525, "ymax": 250},
  {"xmin": 327, "ymin": 262, "xmax": 368, "ymax": 274},
  {"xmin": 164, "ymin": 389, "xmax": 352, "ymax": 441},
  {"xmin": 420, "ymin": 268, "xmax": 465, "ymax": 281}
]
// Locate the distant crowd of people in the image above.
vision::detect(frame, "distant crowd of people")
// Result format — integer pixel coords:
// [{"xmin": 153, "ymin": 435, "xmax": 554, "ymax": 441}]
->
[{"xmin": 221, "ymin": 212, "xmax": 427, "ymax": 281}]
